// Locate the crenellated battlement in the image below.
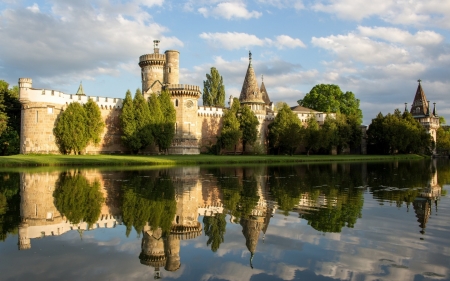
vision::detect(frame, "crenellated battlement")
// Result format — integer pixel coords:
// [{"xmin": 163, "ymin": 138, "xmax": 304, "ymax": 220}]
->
[
  {"xmin": 139, "ymin": 54, "xmax": 166, "ymax": 67},
  {"xmin": 197, "ymin": 106, "xmax": 224, "ymax": 117},
  {"xmin": 168, "ymin": 84, "xmax": 201, "ymax": 97},
  {"xmin": 19, "ymin": 82, "xmax": 123, "ymax": 109}
]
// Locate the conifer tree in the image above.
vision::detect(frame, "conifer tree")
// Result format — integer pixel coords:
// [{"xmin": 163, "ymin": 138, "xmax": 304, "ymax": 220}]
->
[
  {"xmin": 238, "ymin": 103, "xmax": 259, "ymax": 152},
  {"xmin": 156, "ymin": 89, "xmax": 176, "ymax": 152},
  {"xmin": 268, "ymin": 104, "xmax": 302, "ymax": 155},
  {"xmin": 219, "ymin": 98, "xmax": 242, "ymax": 153},
  {"xmin": 303, "ymin": 114, "xmax": 320, "ymax": 155},
  {"xmin": 120, "ymin": 90, "xmax": 140, "ymax": 153},
  {"xmin": 84, "ymin": 98, "xmax": 105, "ymax": 145},
  {"xmin": 133, "ymin": 88, "xmax": 153, "ymax": 151},
  {"xmin": 203, "ymin": 67, "xmax": 225, "ymax": 107},
  {"xmin": 148, "ymin": 92, "xmax": 163, "ymax": 147},
  {"xmin": 54, "ymin": 102, "xmax": 88, "ymax": 154}
]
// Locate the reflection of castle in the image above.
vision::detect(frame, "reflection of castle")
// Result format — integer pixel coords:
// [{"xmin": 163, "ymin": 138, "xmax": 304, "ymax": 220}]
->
[
  {"xmin": 18, "ymin": 171, "xmax": 122, "ymax": 250},
  {"xmin": 413, "ymin": 163, "xmax": 441, "ymax": 234}
]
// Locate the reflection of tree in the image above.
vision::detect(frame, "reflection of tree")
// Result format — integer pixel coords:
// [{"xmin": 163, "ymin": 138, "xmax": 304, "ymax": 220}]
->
[
  {"xmin": 121, "ymin": 172, "xmax": 176, "ymax": 237},
  {"xmin": 54, "ymin": 172, "xmax": 104, "ymax": 227},
  {"xmin": 239, "ymin": 176, "xmax": 259, "ymax": 217},
  {"xmin": 0, "ymin": 172, "xmax": 20, "ymax": 241},
  {"xmin": 203, "ymin": 213, "xmax": 226, "ymax": 252},
  {"xmin": 218, "ymin": 174, "xmax": 242, "ymax": 223}
]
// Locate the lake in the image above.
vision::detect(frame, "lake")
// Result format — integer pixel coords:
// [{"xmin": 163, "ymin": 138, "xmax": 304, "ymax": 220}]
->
[{"xmin": 0, "ymin": 159, "xmax": 449, "ymax": 281}]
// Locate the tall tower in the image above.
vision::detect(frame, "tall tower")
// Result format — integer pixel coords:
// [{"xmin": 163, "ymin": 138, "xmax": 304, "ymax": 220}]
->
[
  {"xmin": 139, "ymin": 40, "xmax": 165, "ymax": 94},
  {"xmin": 164, "ymin": 50, "xmax": 180, "ymax": 85}
]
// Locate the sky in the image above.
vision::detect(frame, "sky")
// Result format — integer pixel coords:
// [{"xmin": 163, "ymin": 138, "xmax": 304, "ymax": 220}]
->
[{"xmin": 0, "ymin": 0, "xmax": 449, "ymax": 125}]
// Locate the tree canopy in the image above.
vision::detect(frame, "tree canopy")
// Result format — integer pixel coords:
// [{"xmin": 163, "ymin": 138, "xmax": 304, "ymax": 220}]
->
[
  {"xmin": 268, "ymin": 103, "xmax": 302, "ymax": 155},
  {"xmin": 298, "ymin": 84, "xmax": 363, "ymax": 123},
  {"xmin": 84, "ymin": 98, "xmax": 105, "ymax": 146},
  {"xmin": 367, "ymin": 109, "xmax": 432, "ymax": 154},
  {"xmin": 238, "ymin": 104, "xmax": 259, "ymax": 152},
  {"xmin": 0, "ymin": 81, "xmax": 20, "ymax": 155},
  {"xmin": 219, "ymin": 98, "xmax": 242, "ymax": 152},
  {"xmin": 203, "ymin": 67, "xmax": 225, "ymax": 107},
  {"xmin": 54, "ymin": 102, "xmax": 89, "ymax": 154},
  {"xmin": 153, "ymin": 89, "xmax": 176, "ymax": 152}
]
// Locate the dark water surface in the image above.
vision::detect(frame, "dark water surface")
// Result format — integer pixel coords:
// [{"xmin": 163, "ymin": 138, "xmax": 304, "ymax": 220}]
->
[{"xmin": 0, "ymin": 160, "xmax": 449, "ymax": 281}]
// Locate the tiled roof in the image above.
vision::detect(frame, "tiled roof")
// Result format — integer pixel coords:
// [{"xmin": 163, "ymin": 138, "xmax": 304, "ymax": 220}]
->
[
  {"xmin": 410, "ymin": 81, "xmax": 429, "ymax": 116},
  {"xmin": 76, "ymin": 82, "xmax": 86, "ymax": 96},
  {"xmin": 290, "ymin": 105, "xmax": 319, "ymax": 113},
  {"xmin": 239, "ymin": 52, "xmax": 265, "ymax": 104}
]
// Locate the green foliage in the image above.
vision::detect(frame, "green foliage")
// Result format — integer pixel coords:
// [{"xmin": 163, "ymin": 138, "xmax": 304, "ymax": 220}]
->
[
  {"xmin": 439, "ymin": 116, "xmax": 446, "ymax": 125},
  {"xmin": 0, "ymin": 172, "xmax": 20, "ymax": 241},
  {"xmin": 53, "ymin": 172, "xmax": 104, "ymax": 227},
  {"xmin": 154, "ymin": 89, "xmax": 176, "ymax": 152},
  {"xmin": 219, "ymin": 99, "xmax": 242, "ymax": 152},
  {"xmin": 298, "ymin": 84, "xmax": 363, "ymax": 123},
  {"xmin": 238, "ymin": 105, "xmax": 259, "ymax": 152},
  {"xmin": 120, "ymin": 90, "xmax": 140, "ymax": 153},
  {"xmin": 121, "ymin": 171, "xmax": 176, "ymax": 237},
  {"xmin": 303, "ymin": 114, "xmax": 321, "ymax": 155},
  {"xmin": 320, "ymin": 113, "xmax": 362, "ymax": 154},
  {"xmin": 203, "ymin": 67, "xmax": 225, "ymax": 107},
  {"xmin": 268, "ymin": 104, "xmax": 302, "ymax": 155},
  {"xmin": 203, "ymin": 213, "xmax": 226, "ymax": 252},
  {"xmin": 134, "ymin": 88, "xmax": 153, "ymax": 150},
  {"xmin": 54, "ymin": 102, "xmax": 89, "ymax": 154},
  {"xmin": 367, "ymin": 110, "xmax": 432, "ymax": 154},
  {"xmin": 0, "ymin": 81, "xmax": 20, "ymax": 155},
  {"xmin": 436, "ymin": 127, "xmax": 450, "ymax": 154},
  {"xmin": 84, "ymin": 98, "xmax": 105, "ymax": 145}
]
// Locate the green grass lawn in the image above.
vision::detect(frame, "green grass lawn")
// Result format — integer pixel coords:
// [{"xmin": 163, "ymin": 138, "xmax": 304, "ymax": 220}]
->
[{"xmin": 0, "ymin": 154, "xmax": 425, "ymax": 167}]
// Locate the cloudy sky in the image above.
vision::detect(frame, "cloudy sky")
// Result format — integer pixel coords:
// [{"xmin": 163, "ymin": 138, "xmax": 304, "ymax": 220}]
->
[{"xmin": 1, "ymin": 0, "xmax": 449, "ymax": 124}]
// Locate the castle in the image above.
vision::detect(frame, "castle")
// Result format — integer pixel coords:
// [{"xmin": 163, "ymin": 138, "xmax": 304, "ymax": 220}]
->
[{"xmin": 18, "ymin": 40, "xmax": 331, "ymax": 155}]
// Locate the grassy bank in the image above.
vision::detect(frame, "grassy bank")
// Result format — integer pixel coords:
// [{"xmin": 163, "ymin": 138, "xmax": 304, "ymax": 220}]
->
[{"xmin": 0, "ymin": 154, "xmax": 425, "ymax": 167}]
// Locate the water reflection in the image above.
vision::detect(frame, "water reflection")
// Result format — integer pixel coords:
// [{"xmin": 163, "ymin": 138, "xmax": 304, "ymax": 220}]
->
[{"xmin": 0, "ymin": 160, "xmax": 448, "ymax": 280}]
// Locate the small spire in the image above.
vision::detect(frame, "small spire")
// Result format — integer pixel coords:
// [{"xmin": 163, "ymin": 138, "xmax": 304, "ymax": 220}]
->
[
  {"xmin": 418, "ymin": 79, "xmax": 422, "ymax": 84},
  {"xmin": 261, "ymin": 74, "xmax": 264, "ymax": 82},
  {"xmin": 433, "ymin": 102, "xmax": 437, "ymax": 116},
  {"xmin": 76, "ymin": 81, "xmax": 86, "ymax": 96},
  {"xmin": 427, "ymin": 100, "xmax": 430, "ymax": 115},
  {"xmin": 250, "ymin": 252, "xmax": 254, "ymax": 269},
  {"xmin": 249, "ymin": 50, "xmax": 252, "ymax": 65},
  {"xmin": 404, "ymin": 103, "xmax": 407, "ymax": 112}
]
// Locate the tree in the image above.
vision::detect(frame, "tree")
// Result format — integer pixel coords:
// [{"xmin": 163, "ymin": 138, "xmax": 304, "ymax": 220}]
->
[
  {"xmin": 203, "ymin": 213, "xmax": 226, "ymax": 252},
  {"xmin": 54, "ymin": 172, "xmax": 104, "ymax": 227},
  {"xmin": 303, "ymin": 114, "xmax": 321, "ymax": 155},
  {"xmin": 219, "ymin": 98, "xmax": 242, "ymax": 152},
  {"xmin": 436, "ymin": 127, "xmax": 450, "ymax": 154},
  {"xmin": 203, "ymin": 67, "xmax": 225, "ymax": 107},
  {"xmin": 54, "ymin": 102, "xmax": 89, "ymax": 154},
  {"xmin": 0, "ymin": 81, "xmax": 20, "ymax": 155},
  {"xmin": 268, "ymin": 104, "xmax": 302, "ymax": 155},
  {"xmin": 134, "ymin": 88, "xmax": 153, "ymax": 150},
  {"xmin": 238, "ymin": 104, "xmax": 259, "ymax": 152},
  {"xmin": 120, "ymin": 90, "xmax": 140, "ymax": 153},
  {"xmin": 84, "ymin": 98, "xmax": 105, "ymax": 146},
  {"xmin": 155, "ymin": 89, "xmax": 176, "ymax": 152},
  {"xmin": 298, "ymin": 84, "xmax": 363, "ymax": 123}
]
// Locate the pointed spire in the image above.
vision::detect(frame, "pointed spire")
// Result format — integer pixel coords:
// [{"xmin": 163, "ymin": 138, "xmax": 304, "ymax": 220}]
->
[
  {"xmin": 249, "ymin": 50, "xmax": 252, "ymax": 65},
  {"xmin": 250, "ymin": 252, "xmax": 254, "ymax": 269},
  {"xmin": 427, "ymin": 100, "xmax": 430, "ymax": 116},
  {"xmin": 76, "ymin": 82, "xmax": 86, "ymax": 96},
  {"xmin": 260, "ymin": 77, "xmax": 271, "ymax": 106},
  {"xmin": 239, "ymin": 51, "xmax": 264, "ymax": 104},
  {"xmin": 410, "ymin": 80, "xmax": 429, "ymax": 116},
  {"xmin": 433, "ymin": 102, "xmax": 437, "ymax": 116},
  {"xmin": 404, "ymin": 103, "xmax": 408, "ymax": 113}
]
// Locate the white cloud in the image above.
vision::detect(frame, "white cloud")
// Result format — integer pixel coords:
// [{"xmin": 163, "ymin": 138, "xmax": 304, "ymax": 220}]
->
[
  {"xmin": 198, "ymin": 2, "xmax": 262, "ymax": 20},
  {"xmin": 311, "ymin": 33, "xmax": 409, "ymax": 65},
  {"xmin": 357, "ymin": 26, "xmax": 444, "ymax": 46},
  {"xmin": 26, "ymin": 3, "xmax": 40, "ymax": 13},
  {"xmin": 199, "ymin": 32, "xmax": 305, "ymax": 50},
  {"xmin": 311, "ymin": 0, "xmax": 450, "ymax": 29}
]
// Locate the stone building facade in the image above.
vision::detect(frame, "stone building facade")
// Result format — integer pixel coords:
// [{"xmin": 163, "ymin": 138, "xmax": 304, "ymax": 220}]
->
[{"xmin": 18, "ymin": 41, "xmax": 331, "ymax": 155}]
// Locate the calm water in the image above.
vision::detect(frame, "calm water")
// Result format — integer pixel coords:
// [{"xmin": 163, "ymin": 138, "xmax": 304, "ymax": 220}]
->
[{"xmin": 0, "ymin": 160, "xmax": 449, "ymax": 281}]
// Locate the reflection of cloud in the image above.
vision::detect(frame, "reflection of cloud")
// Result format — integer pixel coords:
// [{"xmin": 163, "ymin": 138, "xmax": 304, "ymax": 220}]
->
[{"xmin": 200, "ymin": 262, "xmax": 263, "ymax": 281}]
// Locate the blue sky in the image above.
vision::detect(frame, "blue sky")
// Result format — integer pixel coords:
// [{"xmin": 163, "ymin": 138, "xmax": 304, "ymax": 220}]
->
[{"xmin": 1, "ymin": 0, "xmax": 449, "ymax": 124}]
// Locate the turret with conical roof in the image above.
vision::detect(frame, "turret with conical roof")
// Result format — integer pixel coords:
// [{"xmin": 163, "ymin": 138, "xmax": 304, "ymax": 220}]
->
[
  {"xmin": 75, "ymin": 82, "xmax": 85, "ymax": 96},
  {"xmin": 260, "ymin": 75, "xmax": 271, "ymax": 106},
  {"xmin": 239, "ymin": 51, "xmax": 266, "ymax": 113},
  {"xmin": 410, "ymin": 80, "xmax": 430, "ymax": 117}
]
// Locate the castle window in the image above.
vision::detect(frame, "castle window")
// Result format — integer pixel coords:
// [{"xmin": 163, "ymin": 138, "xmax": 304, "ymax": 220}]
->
[
  {"xmin": 175, "ymin": 123, "xmax": 177, "ymax": 134},
  {"xmin": 46, "ymin": 212, "xmax": 53, "ymax": 220},
  {"xmin": 175, "ymin": 99, "xmax": 178, "ymax": 107},
  {"xmin": 36, "ymin": 111, "xmax": 38, "ymax": 123},
  {"xmin": 105, "ymin": 97, "xmax": 108, "ymax": 102},
  {"xmin": 47, "ymin": 107, "xmax": 53, "ymax": 114},
  {"xmin": 96, "ymin": 96, "xmax": 99, "ymax": 101},
  {"xmin": 51, "ymin": 90, "xmax": 54, "ymax": 96},
  {"xmin": 42, "ymin": 90, "xmax": 45, "ymax": 95},
  {"xmin": 70, "ymin": 95, "xmax": 73, "ymax": 99},
  {"xmin": 114, "ymin": 98, "xmax": 117, "ymax": 103}
]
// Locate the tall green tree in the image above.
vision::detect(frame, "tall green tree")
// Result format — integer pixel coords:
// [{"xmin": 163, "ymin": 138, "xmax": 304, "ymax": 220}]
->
[
  {"xmin": 54, "ymin": 172, "xmax": 104, "ymax": 227},
  {"xmin": 436, "ymin": 127, "xmax": 450, "ymax": 154},
  {"xmin": 53, "ymin": 102, "xmax": 89, "ymax": 154},
  {"xmin": 84, "ymin": 98, "xmax": 105, "ymax": 146},
  {"xmin": 303, "ymin": 114, "xmax": 321, "ymax": 155},
  {"xmin": 238, "ymin": 104, "xmax": 259, "ymax": 152},
  {"xmin": 155, "ymin": 89, "xmax": 176, "ymax": 152},
  {"xmin": 203, "ymin": 213, "xmax": 227, "ymax": 252},
  {"xmin": 0, "ymin": 172, "xmax": 20, "ymax": 241},
  {"xmin": 268, "ymin": 104, "xmax": 302, "ymax": 155},
  {"xmin": 0, "ymin": 81, "xmax": 20, "ymax": 155},
  {"xmin": 219, "ymin": 98, "xmax": 242, "ymax": 152},
  {"xmin": 298, "ymin": 84, "xmax": 363, "ymax": 123},
  {"xmin": 134, "ymin": 88, "xmax": 153, "ymax": 150},
  {"xmin": 203, "ymin": 67, "xmax": 225, "ymax": 107},
  {"xmin": 120, "ymin": 90, "xmax": 140, "ymax": 153}
]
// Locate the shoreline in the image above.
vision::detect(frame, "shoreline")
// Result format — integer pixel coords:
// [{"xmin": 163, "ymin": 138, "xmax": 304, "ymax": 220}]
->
[{"xmin": 0, "ymin": 154, "xmax": 425, "ymax": 168}]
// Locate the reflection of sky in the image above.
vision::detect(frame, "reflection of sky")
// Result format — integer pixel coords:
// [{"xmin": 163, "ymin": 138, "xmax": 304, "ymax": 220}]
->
[{"xmin": 1, "ymin": 184, "xmax": 450, "ymax": 280}]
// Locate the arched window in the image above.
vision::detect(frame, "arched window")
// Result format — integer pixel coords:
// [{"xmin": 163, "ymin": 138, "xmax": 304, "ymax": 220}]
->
[{"xmin": 175, "ymin": 99, "xmax": 178, "ymax": 107}]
